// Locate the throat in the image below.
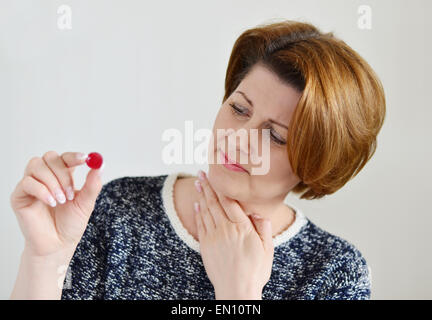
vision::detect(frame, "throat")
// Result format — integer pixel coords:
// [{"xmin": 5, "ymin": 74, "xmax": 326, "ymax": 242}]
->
[
  {"xmin": 173, "ymin": 176, "xmax": 200, "ymax": 242},
  {"xmin": 272, "ymin": 205, "xmax": 296, "ymax": 237}
]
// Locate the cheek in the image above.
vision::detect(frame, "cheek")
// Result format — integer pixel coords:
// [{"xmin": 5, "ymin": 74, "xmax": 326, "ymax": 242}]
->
[
  {"xmin": 269, "ymin": 151, "xmax": 301, "ymax": 188},
  {"xmin": 250, "ymin": 152, "xmax": 297, "ymax": 193},
  {"xmin": 267, "ymin": 150, "xmax": 293, "ymax": 177},
  {"xmin": 215, "ymin": 105, "xmax": 235, "ymax": 126},
  {"xmin": 211, "ymin": 106, "xmax": 237, "ymax": 142}
]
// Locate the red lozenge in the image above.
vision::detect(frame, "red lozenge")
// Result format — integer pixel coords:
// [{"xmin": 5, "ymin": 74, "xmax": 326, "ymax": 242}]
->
[{"xmin": 86, "ymin": 152, "xmax": 103, "ymax": 169}]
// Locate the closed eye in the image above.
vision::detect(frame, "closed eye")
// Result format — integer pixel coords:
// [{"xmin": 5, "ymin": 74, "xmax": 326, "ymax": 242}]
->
[
  {"xmin": 229, "ymin": 103, "xmax": 247, "ymax": 116},
  {"xmin": 229, "ymin": 103, "xmax": 286, "ymax": 145}
]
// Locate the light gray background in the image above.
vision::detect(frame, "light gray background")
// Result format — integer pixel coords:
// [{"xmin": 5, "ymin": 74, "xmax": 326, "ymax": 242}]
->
[{"xmin": 1, "ymin": 0, "xmax": 431, "ymax": 299}]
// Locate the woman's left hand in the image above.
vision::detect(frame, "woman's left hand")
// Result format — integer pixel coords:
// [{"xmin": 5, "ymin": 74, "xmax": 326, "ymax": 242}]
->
[{"xmin": 194, "ymin": 170, "xmax": 274, "ymax": 300}]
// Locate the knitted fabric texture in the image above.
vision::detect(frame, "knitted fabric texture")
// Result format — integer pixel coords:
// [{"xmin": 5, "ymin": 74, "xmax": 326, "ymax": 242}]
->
[{"xmin": 61, "ymin": 172, "xmax": 371, "ymax": 300}]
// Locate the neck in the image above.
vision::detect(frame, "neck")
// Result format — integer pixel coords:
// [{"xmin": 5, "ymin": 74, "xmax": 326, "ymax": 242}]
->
[
  {"xmin": 184, "ymin": 176, "xmax": 295, "ymax": 238},
  {"xmin": 236, "ymin": 197, "xmax": 295, "ymax": 238}
]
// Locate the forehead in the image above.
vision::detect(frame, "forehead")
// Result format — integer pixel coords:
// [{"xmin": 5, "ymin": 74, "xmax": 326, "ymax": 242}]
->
[{"xmin": 237, "ymin": 64, "xmax": 302, "ymax": 123}]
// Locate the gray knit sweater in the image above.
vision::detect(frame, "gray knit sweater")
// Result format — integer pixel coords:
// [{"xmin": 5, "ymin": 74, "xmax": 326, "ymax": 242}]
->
[{"xmin": 60, "ymin": 172, "xmax": 371, "ymax": 300}]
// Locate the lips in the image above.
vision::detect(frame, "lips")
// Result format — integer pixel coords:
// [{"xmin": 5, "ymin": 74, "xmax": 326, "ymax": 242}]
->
[{"xmin": 220, "ymin": 149, "xmax": 248, "ymax": 172}]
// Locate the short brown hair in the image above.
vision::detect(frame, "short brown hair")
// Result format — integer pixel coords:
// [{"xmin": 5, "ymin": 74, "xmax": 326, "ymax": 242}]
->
[{"xmin": 223, "ymin": 20, "xmax": 386, "ymax": 199}]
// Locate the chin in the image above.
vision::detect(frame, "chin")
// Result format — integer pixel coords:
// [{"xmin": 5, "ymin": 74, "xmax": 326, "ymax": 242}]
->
[{"xmin": 207, "ymin": 164, "xmax": 245, "ymax": 201}]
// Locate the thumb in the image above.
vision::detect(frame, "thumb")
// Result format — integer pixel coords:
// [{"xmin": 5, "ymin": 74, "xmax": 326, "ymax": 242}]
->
[
  {"xmin": 251, "ymin": 214, "xmax": 273, "ymax": 250},
  {"xmin": 74, "ymin": 163, "xmax": 104, "ymax": 216}
]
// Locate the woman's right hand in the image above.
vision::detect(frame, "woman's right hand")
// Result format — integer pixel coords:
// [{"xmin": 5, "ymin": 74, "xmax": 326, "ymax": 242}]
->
[{"xmin": 10, "ymin": 151, "xmax": 104, "ymax": 260}]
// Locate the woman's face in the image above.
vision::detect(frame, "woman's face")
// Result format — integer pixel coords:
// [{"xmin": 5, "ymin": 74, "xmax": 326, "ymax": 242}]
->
[{"xmin": 207, "ymin": 63, "xmax": 302, "ymax": 205}]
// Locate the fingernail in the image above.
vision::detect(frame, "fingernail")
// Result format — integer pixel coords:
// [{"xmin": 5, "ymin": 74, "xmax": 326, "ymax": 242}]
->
[
  {"xmin": 194, "ymin": 180, "xmax": 202, "ymax": 193},
  {"xmin": 194, "ymin": 202, "xmax": 200, "ymax": 213},
  {"xmin": 198, "ymin": 170, "xmax": 205, "ymax": 181},
  {"xmin": 76, "ymin": 153, "xmax": 88, "ymax": 160},
  {"xmin": 55, "ymin": 189, "xmax": 66, "ymax": 204},
  {"xmin": 253, "ymin": 214, "xmax": 262, "ymax": 219},
  {"xmin": 47, "ymin": 195, "xmax": 57, "ymax": 207},
  {"xmin": 65, "ymin": 186, "xmax": 74, "ymax": 201}
]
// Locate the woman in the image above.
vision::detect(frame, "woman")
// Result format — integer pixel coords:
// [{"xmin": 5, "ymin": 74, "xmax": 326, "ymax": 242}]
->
[{"xmin": 10, "ymin": 20, "xmax": 386, "ymax": 300}]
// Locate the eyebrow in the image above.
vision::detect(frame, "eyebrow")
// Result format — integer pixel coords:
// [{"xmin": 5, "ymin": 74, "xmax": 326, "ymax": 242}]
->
[{"xmin": 235, "ymin": 90, "xmax": 289, "ymax": 130}]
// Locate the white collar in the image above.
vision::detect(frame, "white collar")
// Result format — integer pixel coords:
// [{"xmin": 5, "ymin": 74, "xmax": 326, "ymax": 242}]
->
[{"xmin": 161, "ymin": 171, "xmax": 308, "ymax": 253}]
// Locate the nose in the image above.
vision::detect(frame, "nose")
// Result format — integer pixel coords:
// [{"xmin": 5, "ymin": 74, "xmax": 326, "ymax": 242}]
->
[{"xmin": 225, "ymin": 124, "xmax": 262, "ymax": 164}]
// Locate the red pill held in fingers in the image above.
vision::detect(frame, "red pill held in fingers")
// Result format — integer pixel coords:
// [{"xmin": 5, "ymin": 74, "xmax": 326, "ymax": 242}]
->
[{"xmin": 86, "ymin": 152, "xmax": 103, "ymax": 169}]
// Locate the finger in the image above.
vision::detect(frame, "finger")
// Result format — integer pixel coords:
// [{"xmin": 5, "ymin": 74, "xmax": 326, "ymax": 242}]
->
[
  {"xmin": 16, "ymin": 175, "xmax": 58, "ymax": 208},
  {"xmin": 60, "ymin": 151, "xmax": 88, "ymax": 174},
  {"xmin": 196, "ymin": 182, "xmax": 216, "ymax": 233},
  {"xmin": 60, "ymin": 151, "xmax": 90, "ymax": 200},
  {"xmin": 43, "ymin": 151, "xmax": 75, "ymax": 202},
  {"xmin": 198, "ymin": 193, "xmax": 215, "ymax": 233},
  {"xmin": 214, "ymin": 190, "xmax": 232, "ymax": 222},
  {"xmin": 74, "ymin": 163, "xmax": 104, "ymax": 216},
  {"xmin": 198, "ymin": 170, "xmax": 248, "ymax": 224},
  {"xmin": 195, "ymin": 179, "xmax": 226, "ymax": 228},
  {"xmin": 218, "ymin": 193, "xmax": 249, "ymax": 224},
  {"xmin": 24, "ymin": 156, "xmax": 67, "ymax": 205},
  {"xmin": 196, "ymin": 173, "xmax": 228, "ymax": 228},
  {"xmin": 251, "ymin": 214, "xmax": 274, "ymax": 252},
  {"xmin": 194, "ymin": 202, "xmax": 205, "ymax": 240}
]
